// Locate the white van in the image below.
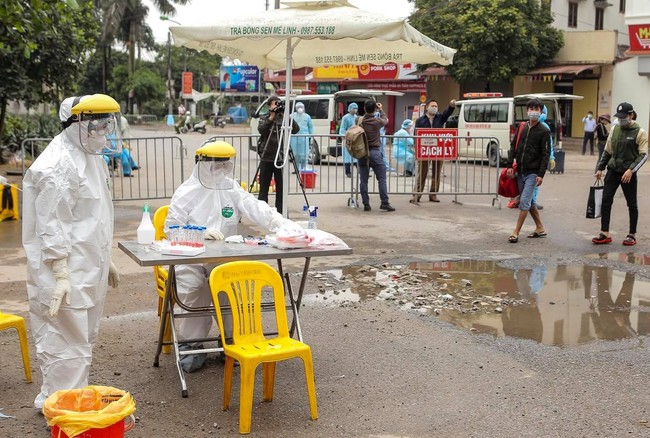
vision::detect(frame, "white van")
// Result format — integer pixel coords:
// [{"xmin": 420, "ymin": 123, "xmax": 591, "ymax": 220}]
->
[
  {"xmin": 250, "ymin": 90, "xmax": 403, "ymax": 164},
  {"xmin": 446, "ymin": 93, "xmax": 583, "ymax": 166}
]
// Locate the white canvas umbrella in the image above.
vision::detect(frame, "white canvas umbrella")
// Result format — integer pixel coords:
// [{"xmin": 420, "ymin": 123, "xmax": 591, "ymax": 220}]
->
[{"xmin": 170, "ymin": 0, "xmax": 456, "ymax": 215}]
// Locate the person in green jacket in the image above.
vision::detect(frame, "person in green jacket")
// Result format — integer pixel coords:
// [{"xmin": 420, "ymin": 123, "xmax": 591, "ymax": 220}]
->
[{"xmin": 593, "ymin": 102, "xmax": 648, "ymax": 246}]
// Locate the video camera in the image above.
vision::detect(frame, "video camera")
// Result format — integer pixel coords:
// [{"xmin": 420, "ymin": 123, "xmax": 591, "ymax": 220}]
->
[{"xmin": 270, "ymin": 101, "xmax": 286, "ymax": 114}]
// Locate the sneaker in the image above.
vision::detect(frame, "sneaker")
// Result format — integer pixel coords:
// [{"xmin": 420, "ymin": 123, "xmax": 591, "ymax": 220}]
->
[
  {"xmin": 380, "ymin": 203, "xmax": 395, "ymax": 212},
  {"xmin": 345, "ymin": 173, "xmax": 352, "ymax": 178},
  {"xmin": 363, "ymin": 204, "xmax": 371, "ymax": 211},
  {"xmin": 535, "ymin": 203, "xmax": 544, "ymax": 210}
]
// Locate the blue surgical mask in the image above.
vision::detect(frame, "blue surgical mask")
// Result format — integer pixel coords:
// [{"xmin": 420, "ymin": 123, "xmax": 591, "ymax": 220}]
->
[
  {"xmin": 528, "ymin": 111, "xmax": 541, "ymax": 121},
  {"xmin": 619, "ymin": 118, "xmax": 631, "ymax": 127}
]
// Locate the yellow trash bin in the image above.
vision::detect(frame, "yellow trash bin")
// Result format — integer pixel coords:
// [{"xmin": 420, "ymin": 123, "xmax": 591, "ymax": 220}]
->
[{"xmin": 43, "ymin": 386, "xmax": 136, "ymax": 438}]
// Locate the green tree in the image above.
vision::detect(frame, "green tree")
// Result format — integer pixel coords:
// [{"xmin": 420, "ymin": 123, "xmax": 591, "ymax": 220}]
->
[
  {"xmin": 96, "ymin": 0, "xmax": 190, "ymax": 113},
  {"xmin": 0, "ymin": 0, "xmax": 98, "ymax": 138},
  {"xmin": 409, "ymin": 0, "xmax": 563, "ymax": 88},
  {"xmin": 108, "ymin": 64, "xmax": 166, "ymax": 115}
]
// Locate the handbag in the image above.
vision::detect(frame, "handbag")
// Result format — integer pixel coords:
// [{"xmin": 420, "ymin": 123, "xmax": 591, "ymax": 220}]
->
[
  {"xmin": 498, "ymin": 122, "xmax": 525, "ymax": 198},
  {"xmin": 586, "ymin": 179, "xmax": 604, "ymax": 219}
]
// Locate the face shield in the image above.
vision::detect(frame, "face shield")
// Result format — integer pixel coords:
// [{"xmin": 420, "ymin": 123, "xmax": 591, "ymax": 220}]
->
[
  {"xmin": 80, "ymin": 114, "xmax": 122, "ymax": 155},
  {"xmin": 196, "ymin": 156, "xmax": 236, "ymax": 190},
  {"xmin": 61, "ymin": 94, "xmax": 122, "ymax": 155}
]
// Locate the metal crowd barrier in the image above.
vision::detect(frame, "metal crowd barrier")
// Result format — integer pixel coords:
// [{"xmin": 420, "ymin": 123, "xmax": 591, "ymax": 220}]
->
[
  {"xmin": 123, "ymin": 114, "xmax": 158, "ymax": 125},
  {"xmin": 20, "ymin": 134, "xmax": 502, "ymax": 205},
  {"xmin": 21, "ymin": 137, "xmax": 185, "ymax": 201},
  {"xmin": 203, "ymin": 133, "xmax": 503, "ymax": 207}
]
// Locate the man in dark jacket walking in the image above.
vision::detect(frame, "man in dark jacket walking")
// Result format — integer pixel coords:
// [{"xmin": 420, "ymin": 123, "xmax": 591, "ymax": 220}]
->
[
  {"xmin": 505, "ymin": 98, "xmax": 550, "ymax": 243},
  {"xmin": 410, "ymin": 98, "xmax": 455, "ymax": 203},
  {"xmin": 257, "ymin": 95, "xmax": 299, "ymax": 214},
  {"xmin": 592, "ymin": 102, "xmax": 648, "ymax": 246}
]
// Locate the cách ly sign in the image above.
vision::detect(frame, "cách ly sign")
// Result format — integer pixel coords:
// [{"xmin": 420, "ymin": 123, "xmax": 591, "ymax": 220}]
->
[{"xmin": 415, "ymin": 128, "xmax": 458, "ymax": 160}]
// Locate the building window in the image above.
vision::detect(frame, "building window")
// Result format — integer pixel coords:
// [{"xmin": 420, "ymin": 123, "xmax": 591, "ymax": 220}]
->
[
  {"xmin": 595, "ymin": 8, "xmax": 604, "ymax": 30},
  {"xmin": 568, "ymin": 2, "xmax": 578, "ymax": 28},
  {"xmin": 620, "ymin": 0, "xmax": 626, "ymax": 14}
]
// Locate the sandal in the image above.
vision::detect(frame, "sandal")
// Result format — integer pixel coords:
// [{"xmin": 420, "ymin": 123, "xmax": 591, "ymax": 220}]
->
[
  {"xmin": 508, "ymin": 235, "xmax": 518, "ymax": 243},
  {"xmin": 592, "ymin": 233, "xmax": 612, "ymax": 244},
  {"xmin": 527, "ymin": 231, "xmax": 547, "ymax": 238},
  {"xmin": 623, "ymin": 234, "xmax": 637, "ymax": 246}
]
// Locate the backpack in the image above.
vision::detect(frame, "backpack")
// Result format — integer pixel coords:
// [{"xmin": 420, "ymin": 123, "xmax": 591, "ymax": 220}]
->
[{"xmin": 345, "ymin": 117, "xmax": 368, "ymax": 159}]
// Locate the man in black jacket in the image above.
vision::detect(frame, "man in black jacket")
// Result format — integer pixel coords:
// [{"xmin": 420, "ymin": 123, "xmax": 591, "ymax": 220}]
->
[
  {"xmin": 257, "ymin": 96, "xmax": 299, "ymax": 214},
  {"xmin": 505, "ymin": 98, "xmax": 550, "ymax": 243},
  {"xmin": 410, "ymin": 98, "xmax": 455, "ymax": 203}
]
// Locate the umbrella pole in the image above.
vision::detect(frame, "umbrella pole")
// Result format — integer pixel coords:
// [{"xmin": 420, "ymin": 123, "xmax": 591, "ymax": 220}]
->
[{"xmin": 280, "ymin": 37, "xmax": 293, "ymax": 217}]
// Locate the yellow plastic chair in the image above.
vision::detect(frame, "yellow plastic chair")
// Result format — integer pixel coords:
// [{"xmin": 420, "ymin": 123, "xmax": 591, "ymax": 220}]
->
[
  {"xmin": 209, "ymin": 261, "xmax": 318, "ymax": 435},
  {"xmin": 152, "ymin": 205, "xmax": 172, "ymax": 354},
  {"xmin": 0, "ymin": 311, "xmax": 32, "ymax": 383}
]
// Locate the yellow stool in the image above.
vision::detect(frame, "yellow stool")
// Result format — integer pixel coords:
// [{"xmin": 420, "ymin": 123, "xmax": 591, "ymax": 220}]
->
[{"xmin": 0, "ymin": 312, "xmax": 32, "ymax": 383}]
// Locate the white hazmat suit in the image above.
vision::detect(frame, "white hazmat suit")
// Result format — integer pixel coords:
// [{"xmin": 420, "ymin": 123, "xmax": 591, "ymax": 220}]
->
[
  {"xmin": 165, "ymin": 149, "xmax": 285, "ymax": 371},
  {"xmin": 23, "ymin": 96, "xmax": 120, "ymax": 409}
]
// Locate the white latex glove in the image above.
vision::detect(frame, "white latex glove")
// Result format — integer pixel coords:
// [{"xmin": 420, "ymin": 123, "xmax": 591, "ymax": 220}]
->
[
  {"xmin": 204, "ymin": 228, "xmax": 224, "ymax": 240},
  {"xmin": 108, "ymin": 261, "xmax": 120, "ymax": 288},
  {"xmin": 50, "ymin": 258, "xmax": 71, "ymax": 317}
]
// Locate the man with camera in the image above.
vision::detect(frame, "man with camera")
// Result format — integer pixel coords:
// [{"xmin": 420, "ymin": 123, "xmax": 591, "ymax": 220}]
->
[
  {"xmin": 257, "ymin": 95, "xmax": 299, "ymax": 214},
  {"xmin": 360, "ymin": 100, "xmax": 395, "ymax": 212}
]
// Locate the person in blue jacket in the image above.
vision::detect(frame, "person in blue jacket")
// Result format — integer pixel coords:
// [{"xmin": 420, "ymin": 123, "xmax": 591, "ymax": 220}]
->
[
  {"xmin": 339, "ymin": 103, "xmax": 359, "ymax": 177},
  {"xmin": 392, "ymin": 119, "xmax": 415, "ymax": 176},
  {"xmin": 290, "ymin": 102, "xmax": 314, "ymax": 171}
]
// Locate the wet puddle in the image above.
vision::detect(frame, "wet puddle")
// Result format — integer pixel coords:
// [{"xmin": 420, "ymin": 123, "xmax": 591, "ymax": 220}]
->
[{"xmin": 309, "ymin": 258, "xmax": 650, "ymax": 346}]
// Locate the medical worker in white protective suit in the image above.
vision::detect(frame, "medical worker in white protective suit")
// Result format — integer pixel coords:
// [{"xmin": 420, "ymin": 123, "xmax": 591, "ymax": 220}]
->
[
  {"xmin": 22, "ymin": 94, "xmax": 122, "ymax": 409},
  {"xmin": 165, "ymin": 141, "xmax": 299, "ymax": 373},
  {"xmin": 290, "ymin": 102, "xmax": 314, "ymax": 171}
]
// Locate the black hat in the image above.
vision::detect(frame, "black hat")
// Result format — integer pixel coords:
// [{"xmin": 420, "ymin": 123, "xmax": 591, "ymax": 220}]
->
[
  {"xmin": 526, "ymin": 98, "xmax": 543, "ymax": 109},
  {"xmin": 614, "ymin": 102, "xmax": 634, "ymax": 119}
]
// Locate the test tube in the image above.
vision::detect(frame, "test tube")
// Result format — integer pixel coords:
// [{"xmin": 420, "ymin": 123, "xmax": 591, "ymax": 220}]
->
[
  {"xmin": 198, "ymin": 227, "xmax": 205, "ymax": 248},
  {"xmin": 181, "ymin": 225, "xmax": 189, "ymax": 246},
  {"xmin": 168, "ymin": 225, "xmax": 178, "ymax": 245}
]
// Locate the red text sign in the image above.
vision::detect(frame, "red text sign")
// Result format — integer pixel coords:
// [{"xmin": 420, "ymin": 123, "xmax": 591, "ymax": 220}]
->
[
  {"xmin": 415, "ymin": 128, "xmax": 458, "ymax": 160},
  {"xmin": 182, "ymin": 72, "xmax": 193, "ymax": 97}
]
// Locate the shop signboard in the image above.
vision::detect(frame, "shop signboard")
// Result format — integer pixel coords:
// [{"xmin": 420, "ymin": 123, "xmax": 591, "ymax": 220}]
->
[
  {"xmin": 220, "ymin": 65, "xmax": 260, "ymax": 92},
  {"xmin": 629, "ymin": 24, "xmax": 650, "ymax": 52}
]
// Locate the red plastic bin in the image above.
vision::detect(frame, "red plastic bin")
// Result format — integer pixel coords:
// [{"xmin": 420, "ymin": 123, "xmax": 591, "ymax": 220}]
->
[{"xmin": 300, "ymin": 170, "xmax": 317, "ymax": 189}]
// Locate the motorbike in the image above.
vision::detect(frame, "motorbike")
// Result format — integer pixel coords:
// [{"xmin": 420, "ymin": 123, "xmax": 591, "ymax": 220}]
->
[{"xmin": 180, "ymin": 118, "xmax": 207, "ymax": 134}]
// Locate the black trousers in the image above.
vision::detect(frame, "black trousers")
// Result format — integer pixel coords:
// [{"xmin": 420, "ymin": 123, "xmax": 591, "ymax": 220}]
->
[
  {"xmin": 601, "ymin": 170, "xmax": 638, "ymax": 234},
  {"xmin": 582, "ymin": 131, "xmax": 595, "ymax": 154},
  {"xmin": 258, "ymin": 161, "xmax": 283, "ymax": 213}
]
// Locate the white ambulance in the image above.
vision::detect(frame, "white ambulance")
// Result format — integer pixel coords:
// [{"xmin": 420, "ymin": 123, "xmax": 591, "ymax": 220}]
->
[{"xmin": 446, "ymin": 92, "xmax": 583, "ymax": 166}]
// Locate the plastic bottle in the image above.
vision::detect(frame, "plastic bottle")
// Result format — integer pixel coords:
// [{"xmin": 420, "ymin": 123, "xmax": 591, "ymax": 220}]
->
[
  {"xmin": 308, "ymin": 206, "xmax": 318, "ymax": 230},
  {"xmin": 137, "ymin": 203, "xmax": 155, "ymax": 244}
]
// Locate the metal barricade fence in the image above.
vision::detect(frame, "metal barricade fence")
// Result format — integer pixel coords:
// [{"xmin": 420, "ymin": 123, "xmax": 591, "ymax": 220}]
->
[
  {"xmin": 123, "ymin": 114, "xmax": 158, "ymax": 125},
  {"xmin": 22, "ymin": 137, "xmax": 185, "ymax": 201},
  {"xmin": 20, "ymin": 134, "xmax": 501, "ymax": 205},
  {"xmin": 204, "ymin": 133, "xmax": 503, "ymax": 207}
]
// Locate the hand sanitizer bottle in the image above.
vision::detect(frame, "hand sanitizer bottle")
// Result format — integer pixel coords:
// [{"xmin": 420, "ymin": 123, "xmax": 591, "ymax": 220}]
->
[{"xmin": 137, "ymin": 202, "xmax": 155, "ymax": 244}]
